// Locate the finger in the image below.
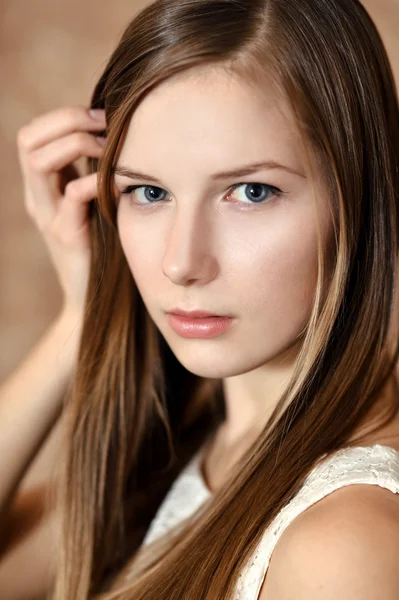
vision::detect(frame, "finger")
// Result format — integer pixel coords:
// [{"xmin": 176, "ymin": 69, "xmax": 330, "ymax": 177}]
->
[
  {"xmin": 46, "ymin": 172, "xmax": 100, "ymax": 244},
  {"xmin": 17, "ymin": 105, "xmax": 106, "ymax": 154},
  {"xmin": 28, "ymin": 132, "xmax": 105, "ymax": 177}
]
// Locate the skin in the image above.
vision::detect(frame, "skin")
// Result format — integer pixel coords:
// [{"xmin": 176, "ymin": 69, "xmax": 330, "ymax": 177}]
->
[{"xmin": 114, "ymin": 65, "xmax": 335, "ymax": 470}]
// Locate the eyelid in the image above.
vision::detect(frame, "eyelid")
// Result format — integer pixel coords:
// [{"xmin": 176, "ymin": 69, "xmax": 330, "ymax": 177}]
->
[{"xmin": 229, "ymin": 181, "xmax": 284, "ymax": 195}]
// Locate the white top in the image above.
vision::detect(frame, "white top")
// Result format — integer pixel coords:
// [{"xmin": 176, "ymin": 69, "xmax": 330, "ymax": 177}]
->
[{"xmin": 142, "ymin": 443, "xmax": 399, "ymax": 599}]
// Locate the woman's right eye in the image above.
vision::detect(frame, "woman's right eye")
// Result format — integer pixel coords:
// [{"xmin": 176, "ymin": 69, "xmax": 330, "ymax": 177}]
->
[{"xmin": 120, "ymin": 185, "xmax": 169, "ymax": 204}]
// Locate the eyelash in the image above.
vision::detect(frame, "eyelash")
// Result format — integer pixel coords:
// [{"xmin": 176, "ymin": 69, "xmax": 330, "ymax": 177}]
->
[{"xmin": 119, "ymin": 182, "xmax": 285, "ymax": 207}]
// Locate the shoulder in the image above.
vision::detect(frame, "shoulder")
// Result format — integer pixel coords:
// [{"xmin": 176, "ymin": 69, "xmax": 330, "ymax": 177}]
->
[{"xmin": 259, "ymin": 483, "xmax": 399, "ymax": 600}]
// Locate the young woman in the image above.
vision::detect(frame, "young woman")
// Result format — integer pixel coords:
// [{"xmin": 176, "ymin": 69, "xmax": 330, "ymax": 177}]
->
[{"xmin": 5, "ymin": 0, "xmax": 399, "ymax": 598}]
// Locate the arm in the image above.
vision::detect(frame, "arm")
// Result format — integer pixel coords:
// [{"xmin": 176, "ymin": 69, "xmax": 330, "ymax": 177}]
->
[
  {"xmin": 1, "ymin": 101, "xmax": 105, "ymax": 533},
  {"xmin": 0, "ymin": 309, "xmax": 82, "ymax": 532}
]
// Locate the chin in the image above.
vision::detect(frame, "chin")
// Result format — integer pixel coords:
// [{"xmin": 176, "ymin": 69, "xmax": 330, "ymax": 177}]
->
[
  {"xmin": 179, "ymin": 362, "xmax": 236, "ymax": 379},
  {"xmin": 167, "ymin": 346, "xmax": 269, "ymax": 379}
]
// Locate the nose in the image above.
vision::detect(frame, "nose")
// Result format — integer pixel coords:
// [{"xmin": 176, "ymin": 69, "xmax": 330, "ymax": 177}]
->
[{"xmin": 162, "ymin": 204, "xmax": 218, "ymax": 286}]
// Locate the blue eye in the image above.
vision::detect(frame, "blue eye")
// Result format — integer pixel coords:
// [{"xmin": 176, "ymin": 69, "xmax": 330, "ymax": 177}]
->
[
  {"xmin": 227, "ymin": 182, "xmax": 283, "ymax": 204},
  {"xmin": 120, "ymin": 185, "xmax": 167, "ymax": 203},
  {"xmin": 119, "ymin": 182, "xmax": 283, "ymax": 206}
]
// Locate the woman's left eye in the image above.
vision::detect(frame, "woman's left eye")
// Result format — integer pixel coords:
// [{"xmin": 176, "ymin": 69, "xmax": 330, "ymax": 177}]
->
[
  {"xmin": 119, "ymin": 182, "xmax": 283, "ymax": 206},
  {"xmin": 227, "ymin": 182, "xmax": 283, "ymax": 204}
]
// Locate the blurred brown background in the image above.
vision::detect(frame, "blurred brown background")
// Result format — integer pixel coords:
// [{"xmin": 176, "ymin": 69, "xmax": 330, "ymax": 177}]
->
[{"xmin": 0, "ymin": 0, "xmax": 398, "ymax": 380}]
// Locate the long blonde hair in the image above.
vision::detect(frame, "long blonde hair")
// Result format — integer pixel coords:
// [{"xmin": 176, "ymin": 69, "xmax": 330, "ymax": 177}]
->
[{"xmin": 50, "ymin": 1, "xmax": 399, "ymax": 598}]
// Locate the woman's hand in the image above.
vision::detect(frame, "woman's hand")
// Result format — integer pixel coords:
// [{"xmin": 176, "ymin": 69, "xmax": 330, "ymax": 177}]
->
[{"xmin": 16, "ymin": 105, "xmax": 107, "ymax": 314}]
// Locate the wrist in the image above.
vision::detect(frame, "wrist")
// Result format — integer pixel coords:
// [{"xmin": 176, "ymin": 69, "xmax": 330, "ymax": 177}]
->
[
  {"xmin": 51, "ymin": 309, "xmax": 84, "ymax": 373},
  {"xmin": 57, "ymin": 305, "xmax": 84, "ymax": 331}
]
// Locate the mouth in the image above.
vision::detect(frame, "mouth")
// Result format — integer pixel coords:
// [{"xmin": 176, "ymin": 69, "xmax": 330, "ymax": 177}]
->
[{"xmin": 167, "ymin": 308, "xmax": 232, "ymax": 318}]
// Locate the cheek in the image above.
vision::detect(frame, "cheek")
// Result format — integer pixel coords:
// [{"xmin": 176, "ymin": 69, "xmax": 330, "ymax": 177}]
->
[
  {"xmin": 225, "ymin": 209, "xmax": 321, "ymax": 330},
  {"xmin": 116, "ymin": 206, "xmax": 159, "ymax": 294},
  {"xmin": 261, "ymin": 237, "xmax": 318, "ymax": 320}
]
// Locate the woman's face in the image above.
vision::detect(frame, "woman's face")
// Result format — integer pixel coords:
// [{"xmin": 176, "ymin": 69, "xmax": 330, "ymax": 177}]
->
[{"xmin": 115, "ymin": 67, "xmax": 334, "ymax": 379}]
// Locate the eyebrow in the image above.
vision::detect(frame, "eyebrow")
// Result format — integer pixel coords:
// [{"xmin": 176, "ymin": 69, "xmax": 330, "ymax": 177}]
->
[{"xmin": 112, "ymin": 160, "xmax": 306, "ymax": 183}]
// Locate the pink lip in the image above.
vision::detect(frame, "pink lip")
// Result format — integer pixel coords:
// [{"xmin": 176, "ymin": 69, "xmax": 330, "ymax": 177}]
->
[{"xmin": 167, "ymin": 311, "xmax": 235, "ymax": 339}]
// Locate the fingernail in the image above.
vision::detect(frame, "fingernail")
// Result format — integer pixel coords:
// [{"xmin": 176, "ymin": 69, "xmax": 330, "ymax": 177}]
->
[
  {"xmin": 96, "ymin": 135, "xmax": 107, "ymax": 146},
  {"xmin": 89, "ymin": 109, "xmax": 106, "ymax": 120}
]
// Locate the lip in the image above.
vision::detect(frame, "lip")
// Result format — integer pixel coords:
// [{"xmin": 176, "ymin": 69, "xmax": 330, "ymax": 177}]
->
[{"xmin": 166, "ymin": 310, "xmax": 235, "ymax": 339}]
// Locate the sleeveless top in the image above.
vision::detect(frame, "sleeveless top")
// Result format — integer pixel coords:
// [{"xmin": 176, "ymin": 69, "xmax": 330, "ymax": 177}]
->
[{"xmin": 141, "ymin": 443, "xmax": 399, "ymax": 599}]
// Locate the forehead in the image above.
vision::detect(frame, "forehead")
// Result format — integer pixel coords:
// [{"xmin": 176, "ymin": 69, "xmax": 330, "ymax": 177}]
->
[{"xmin": 117, "ymin": 66, "xmax": 304, "ymax": 177}]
